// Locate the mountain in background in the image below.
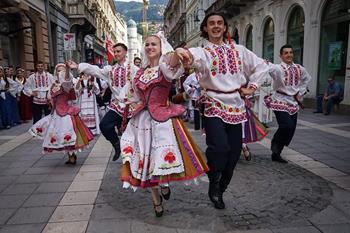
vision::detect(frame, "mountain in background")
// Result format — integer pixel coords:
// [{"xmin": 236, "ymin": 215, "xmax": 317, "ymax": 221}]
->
[{"xmin": 114, "ymin": 0, "xmax": 168, "ymax": 23}]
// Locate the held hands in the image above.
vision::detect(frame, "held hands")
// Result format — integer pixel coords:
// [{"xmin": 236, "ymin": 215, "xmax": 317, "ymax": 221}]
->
[
  {"xmin": 66, "ymin": 60, "xmax": 78, "ymax": 70},
  {"xmin": 175, "ymin": 48, "xmax": 193, "ymax": 67}
]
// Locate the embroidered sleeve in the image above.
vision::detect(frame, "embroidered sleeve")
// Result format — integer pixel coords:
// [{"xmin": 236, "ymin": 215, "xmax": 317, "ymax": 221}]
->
[
  {"xmin": 23, "ymin": 74, "xmax": 34, "ymax": 97},
  {"xmin": 298, "ymin": 66, "xmax": 311, "ymax": 96},
  {"xmin": 268, "ymin": 64, "xmax": 285, "ymax": 89},
  {"xmin": 78, "ymin": 63, "xmax": 111, "ymax": 82},
  {"xmin": 188, "ymin": 47, "xmax": 211, "ymax": 78},
  {"xmin": 159, "ymin": 53, "xmax": 185, "ymax": 81},
  {"xmin": 241, "ymin": 46, "xmax": 269, "ymax": 90}
]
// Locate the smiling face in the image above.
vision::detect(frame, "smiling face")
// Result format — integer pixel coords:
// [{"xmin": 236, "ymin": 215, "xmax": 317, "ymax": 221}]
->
[
  {"xmin": 144, "ymin": 36, "xmax": 161, "ymax": 61},
  {"xmin": 36, "ymin": 63, "xmax": 44, "ymax": 73},
  {"xmin": 113, "ymin": 45, "xmax": 127, "ymax": 63},
  {"xmin": 280, "ymin": 48, "xmax": 294, "ymax": 65},
  {"xmin": 204, "ymin": 15, "xmax": 227, "ymax": 43}
]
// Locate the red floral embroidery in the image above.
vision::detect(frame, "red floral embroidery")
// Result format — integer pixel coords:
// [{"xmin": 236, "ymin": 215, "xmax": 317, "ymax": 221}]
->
[
  {"xmin": 64, "ymin": 134, "xmax": 71, "ymax": 142},
  {"xmin": 164, "ymin": 152, "xmax": 176, "ymax": 164},
  {"xmin": 50, "ymin": 137, "xmax": 57, "ymax": 144},
  {"xmin": 138, "ymin": 160, "xmax": 143, "ymax": 170},
  {"xmin": 123, "ymin": 146, "xmax": 134, "ymax": 154},
  {"xmin": 36, "ymin": 127, "xmax": 43, "ymax": 133}
]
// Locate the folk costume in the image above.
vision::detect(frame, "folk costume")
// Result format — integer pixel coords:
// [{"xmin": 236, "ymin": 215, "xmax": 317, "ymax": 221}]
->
[{"xmin": 264, "ymin": 62, "xmax": 311, "ymax": 162}]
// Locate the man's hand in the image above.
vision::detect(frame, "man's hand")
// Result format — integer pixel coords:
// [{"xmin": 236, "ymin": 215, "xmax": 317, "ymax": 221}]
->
[
  {"xmin": 32, "ymin": 91, "xmax": 38, "ymax": 97},
  {"xmin": 175, "ymin": 48, "xmax": 193, "ymax": 67},
  {"xmin": 240, "ymin": 87, "xmax": 255, "ymax": 97}
]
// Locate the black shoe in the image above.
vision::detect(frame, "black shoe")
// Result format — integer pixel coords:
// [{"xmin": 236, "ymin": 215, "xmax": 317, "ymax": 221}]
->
[
  {"xmin": 271, "ymin": 153, "xmax": 288, "ymax": 163},
  {"xmin": 153, "ymin": 195, "xmax": 163, "ymax": 217},
  {"xmin": 208, "ymin": 191, "xmax": 225, "ymax": 209},
  {"xmin": 65, "ymin": 153, "xmax": 77, "ymax": 165},
  {"xmin": 160, "ymin": 187, "xmax": 171, "ymax": 200},
  {"xmin": 324, "ymin": 112, "xmax": 330, "ymax": 115},
  {"xmin": 112, "ymin": 143, "xmax": 121, "ymax": 161}
]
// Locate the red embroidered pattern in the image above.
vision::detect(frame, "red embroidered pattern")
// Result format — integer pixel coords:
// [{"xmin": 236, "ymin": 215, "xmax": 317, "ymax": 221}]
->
[
  {"xmin": 264, "ymin": 95, "xmax": 298, "ymax": 115},
  {"xmin": 281, "ymin": 64, "xmax": 301, "ymax": 86},
  {"xmin": 35, "ymin": 72, "xmax": 48, "ymax": 88},
  {"xmin": 201, "ymin": 96, "xmax": 247, "ymax": 124},
  {"xmin": 110, "ymin": 63, "xmax": 131, "ymax": 88},
  {"xmin": 204, "ymin": 43, "xmax": 242, "ymax": 77}
]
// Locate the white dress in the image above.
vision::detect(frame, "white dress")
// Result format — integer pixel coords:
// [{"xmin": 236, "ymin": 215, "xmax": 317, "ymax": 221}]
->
[{"xmin": 76, "ymin": 79, "xmax": 101, "ymax": 135}]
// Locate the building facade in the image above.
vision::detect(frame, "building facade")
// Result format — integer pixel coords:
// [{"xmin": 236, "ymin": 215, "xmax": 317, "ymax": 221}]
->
[
  {"xmin": 164, "ymin": 0, "xmax": 187, "ymax": 47},
  {"xmin": 165, "ymin": 0, "xmax": 350, "ymax": 111},
  {"xmin": 0, "ymin": 0, "xmax": 50, "ymax": 71},
  {"xmin": 222, "ymin": 0, "xmax": 350, "ymax": 109}
]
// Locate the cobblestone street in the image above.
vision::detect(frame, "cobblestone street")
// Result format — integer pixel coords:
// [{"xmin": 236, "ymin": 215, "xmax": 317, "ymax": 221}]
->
[{"xmin": 0, "ymin": 109, "xmax": 350, "ymax": 233}]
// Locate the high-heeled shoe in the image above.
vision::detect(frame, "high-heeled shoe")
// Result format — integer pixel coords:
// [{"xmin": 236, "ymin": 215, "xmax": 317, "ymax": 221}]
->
[
  {"xmin": 160, "ymin": 187, "xmax": 171, "ymax": 200},
  {"xmin": 242, "ymin": 146, "xmax": 251, "ymax": 161},
  {"xmin": 65, "ymin": 153, "xmax": 77, "ymax": 165},
  {"xmin": 153, "ymin": 195, "xmax": 163, "ymax": 217}
]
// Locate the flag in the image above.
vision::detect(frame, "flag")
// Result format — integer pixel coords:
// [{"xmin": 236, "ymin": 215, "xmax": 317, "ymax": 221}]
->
[{"xmin": 105, "ymin": 34, "xmax": 114, "ymax": 64}]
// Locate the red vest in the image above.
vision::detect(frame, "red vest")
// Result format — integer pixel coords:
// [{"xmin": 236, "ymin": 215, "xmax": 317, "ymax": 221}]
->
[{"xmin": 133, "ymin": 68, "xmax": 185, "ymax": 122}]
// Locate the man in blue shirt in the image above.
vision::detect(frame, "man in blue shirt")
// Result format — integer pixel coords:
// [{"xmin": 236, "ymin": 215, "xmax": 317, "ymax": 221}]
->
[{"xmin": 314, "ymin": 76, "xmax": 343, "ymax": 115}]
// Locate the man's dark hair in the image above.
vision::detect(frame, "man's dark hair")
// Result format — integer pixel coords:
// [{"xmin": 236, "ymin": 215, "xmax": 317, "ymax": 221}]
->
[
  {"xmin": 113, "ymin": 43, "xmax": 128, "ymax": 51},
  {"xmin": 280, "ymin": 44, "xmax": 293, "ymax": 55},
  {"xmin": 36, "ymin": 61, "xmax": 44, "ymax": 65},
  {"xmin": 200, "ymin": 12, "xmax": 228, "ymax": 40},
  {"xmin": 133, "ymin": 57, "xmax": 141, "ymax": 62}
]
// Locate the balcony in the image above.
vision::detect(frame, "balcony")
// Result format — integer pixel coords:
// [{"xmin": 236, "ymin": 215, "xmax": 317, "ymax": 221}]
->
[
  {"xmin": 206, "ymin": 0, "xmax": 258, "ymax": 18},
  {"xmin": 67, "ymin": 0, "xmax": 96, "ymax": 32}
]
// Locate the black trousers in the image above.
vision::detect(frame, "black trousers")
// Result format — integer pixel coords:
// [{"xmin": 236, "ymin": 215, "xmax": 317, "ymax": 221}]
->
[
  {"xmin": 192, "ymin": 100, "xmax": 201, "ymax": 130},
  {"xmin": 205, "ymin": 117, "xmax": 242, "ymax": 193},
  {"xmin": 271, "ymin": 111, "xmax": 298, "ymax": 154},
  {"xmin": 32, "ymin": 103, "xmax": 50, "ymax": 124},
  {"xmin": 99, "ymin": 110, "xmax": 123, "ymax": 146}
]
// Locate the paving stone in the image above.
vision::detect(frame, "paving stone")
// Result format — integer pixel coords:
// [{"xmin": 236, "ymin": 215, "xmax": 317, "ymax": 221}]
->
[
  {"xmin": 90, "ymin": 203, "xmax": 128, "ymax": 220},
  {"xmin": 74, "ymin": 171, "xmax": 105, "ymax": 181},
  {"xmin": 67, "ymin": 181, "xmax": 102, "ymax": 192},
  {"xmin": 0, "ymin": 167, "xmax": 27, "ymax": 176},
  {"xmin": 87, "ymin": 219, "xmax": 131, "ymax": 233},
  {"xmin": 0, "ymin": 208, "xmax": 16, "ymax": 224},
  {"xmin": 60, "ymin": 191, "xmax": 98, "ymax": 205},
  {"xmin": 309, "ymin": 205, "xmax": 350, "ymax": 225},
  {"xmin": 34, "ymin": 182, "xmax": 71, "ymax": 193},
  {"xmin": 0, "ymin": 223, "xmax": 45, "ymax": 233},
  {"xmin": 45, "ymin": 173, "xmax": 77, "ymax": 182},
  {"xmin": 15, "ymin": 174, "xmax": 48, "ymax": 184},
  {"xmin": 316, "ymin": 223, "xmax": 350, "ymax": 233},
  {"xmin": 24, "ymin": 167, "xmax": 54, "ymax": 175},
  {"xmin": 49, "ymin": 205, "xmax": 93, "ymax": 222},
  {"xmin": 271, "ymin": 226, "xmax": 321, "ymax": 233},
  {"xmin": 0, "ymin": 194, "xmax": 28, "ymax": 208},
  {"xmin": 2, "ymin": 183, "xmax": 38, "ymax": 195},
  {"xmin": 131, "ymin": 220, "xmax": 177, "ymax": 233},
  {"xmin": 23, "ymin": 193, "xmax": 64, "ymax": 207},
  {"xmin": 42, "ymin": 221, "xmax": 88, "ymax": 233},
  {"xmin": 0, "ymin": 176, "xmax": 18, "ymax": 185},
  {"xmin": 7, "ymin": 206, "xmax": 55, "ymax": 224}
]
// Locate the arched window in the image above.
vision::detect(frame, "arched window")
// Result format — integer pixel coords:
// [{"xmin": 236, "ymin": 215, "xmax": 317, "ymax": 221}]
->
[
  {"xmin": 245, "ymin": 25, "xmax": 253, "ymax": 51},
  {"xmin": 263, "ymin": 17, "xmax": 274, "ymax": 62},
  {"xmin": 287, "ymin": 6, "xmax": 305, "ymax": 64},
  {"xmin": 317, "ymin": 0, "xmax": 350, "ymax": 95},
  {"xmin": 232, "ymin": 27, "xmax": 239, "ymax": 44}
]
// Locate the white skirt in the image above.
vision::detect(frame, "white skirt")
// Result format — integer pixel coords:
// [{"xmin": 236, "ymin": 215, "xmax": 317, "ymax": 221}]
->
[{"xmin": 120, "ymin": 110, "xmax": 185, "ymax": 182}]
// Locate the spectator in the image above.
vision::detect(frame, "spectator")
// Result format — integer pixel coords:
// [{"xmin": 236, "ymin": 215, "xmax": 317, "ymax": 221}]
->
[
  {"xmin": 133, "ymin": 57, "xmax": 142, "ymax": 68},
  {"xmin": 314, "ymin": 76, "xmax": 343, "ymax": 115}
]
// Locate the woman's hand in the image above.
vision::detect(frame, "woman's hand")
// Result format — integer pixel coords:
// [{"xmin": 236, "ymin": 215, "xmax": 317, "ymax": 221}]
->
[
  {"xmin": 67, "ymin": 60, "xmax": 78, "ymax": 69},
  {"xmin": 175, "ymin": 48, "xmax": 193, "ymax": 66}
]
